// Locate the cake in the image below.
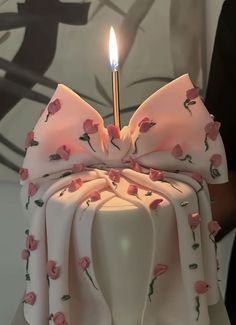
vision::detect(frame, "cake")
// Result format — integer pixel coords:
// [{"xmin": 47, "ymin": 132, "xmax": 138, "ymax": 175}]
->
[{"xmin": 19, "ymin": 74, "xmax": 228, "ymax": 325}]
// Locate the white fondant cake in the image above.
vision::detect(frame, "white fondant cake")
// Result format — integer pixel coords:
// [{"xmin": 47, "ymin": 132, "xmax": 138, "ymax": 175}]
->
[{"xmin": 19, "ymin": 75, "xmax": 229, "ymax": 325}]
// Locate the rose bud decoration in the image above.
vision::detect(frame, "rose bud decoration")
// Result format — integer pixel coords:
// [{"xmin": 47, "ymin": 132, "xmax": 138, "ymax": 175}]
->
[
  {"xmin": 194, "ymin": 281, "xmax": 210, "ymax": 294},
  {"xmin": 19, "ymin": 168, "xmax": 29, "ymax": 181},
  {"xmin": 149, "ymin": 169, "xmax": 165, "ymax": 181},
  {"xmin": 138, "ymin": 117, "xmax": 156, "ymax": 133},
  {"xmin": 25, "ymin": 131, "xmax": 38, "ymax": 148},
  {"xmin": 149, "ymin": 199, "xmax": 163, "ymax": 210},
  {"xmin": 89, "ymin": 191, "xmax": 101, "ymax": 202},
  {"xmin": 127, "ymin": 184, "xmax": 138, "ymax": 196},
  {"xmin": 23, "ymin": 292, "xmax": 37, "ymax": 305},
  {"xmin": 45, "ymin": 99, "xmax": 61, "ymax": 122},
  {"xmin": 79, "ymin": 119, "xmax": 99, "ymax": 152},
  {"xmin": 209, "ymin": 154, "xmax": 222, "ymax": 179},
  {"xmin": 108, "ymin": 168, "xmax": 121, "ymax": 183},
  {"xmin": 72, "ymin": 163, "xmax": 85, "ymax": 173},
  {"xmin": 208, "ymin": 220, "xmax": 221, "ymax": 237},
  {"xmin": 26, "ymin": 235, "xmax": 39, "ymax": 251},
  {"xmin": 183, "ymin": 87, "xmax": 199, "ymax": 113},
  {"xmin": 107, "ymin": 124, "xmax": 120, "ymax": 150},
  {"xmin": 171, "ymin": 144, "xmax": 183, "ymax": 158},
  {"xmin": 53, "ymin": 312, "xmax": 68, "ymax": 325},
  {"xmin": 47, "ymin": 261, "xmax": 60, "ymax": 280},
  {"xmin": 188, "ymin": 213, "xmax": 201, "ymax": 230},
  {"xmin": 68, "ymin": 178, "xmax": 83, "ymax": 193},
  {"xmin": 78, "ymin": 256, "xmax": 91, "ymax": 271},
  {"xmin": 148, "ymin": 263, "xmax": 168, "ymax": 301},
  {"xmin": 204, "ymin": 121, "xmax": 221, "ymax": 151}
]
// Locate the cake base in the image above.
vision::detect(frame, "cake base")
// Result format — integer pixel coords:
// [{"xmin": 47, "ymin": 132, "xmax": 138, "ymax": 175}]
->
[{"xmin": 12, "ymin": 296, "xmax": 231, "ymax": 325}]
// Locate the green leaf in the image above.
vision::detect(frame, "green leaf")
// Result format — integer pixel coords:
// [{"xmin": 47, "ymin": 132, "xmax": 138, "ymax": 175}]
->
[
  {"xmin": 59, "ymin": 171, "xmax": 72, "ymax": 178},
  {"xmin": 31, "ymin": 140, "xmax": 39, "ymax": 146},
  {"xmin": 34, "ymin": 199, "xmax": 44, "ymax": 207},
  {"xmin": 192, "ymin": 243, "xmax": 200, "ymax": 250},
  {"xmin": 180, "ymin": 201, "xmax": 189, "ymax": 207},
  {"xmin": 79, "ymin": 133, "xmax": 90, "ymax": 141},
  {"xmin": 25, "ymin": 229, "xmax": 29, "ymax": 235},
  {"xmin": 189, "ymin": 100, "xmax": 196, "ymax": 105},
  {"xmin": 189, "ymin": 263, "xmax": 198, "ymax": 269},
  {"xmin": 61, "ymin": 294, "xmax": 71, "ymax": 301},
  {"xmin": 145, "ymin": 190, "xmax": 153, "ymax": 196},
  {"xmin": 49, "ymin": 154, "xmax": 61, "ymax": 161},
  {"xmin": 43, "ymin": 174, "xmax": 50, "ymax": 177},
  {"xmin": 25, "ymin": 273, "xmax": 31, "ymax": 281}
]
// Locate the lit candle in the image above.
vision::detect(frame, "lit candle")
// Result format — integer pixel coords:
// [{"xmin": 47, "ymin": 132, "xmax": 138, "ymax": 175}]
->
[{"xmin": 109, "ymin": 26, "xmax": 121, "ymax": 129}]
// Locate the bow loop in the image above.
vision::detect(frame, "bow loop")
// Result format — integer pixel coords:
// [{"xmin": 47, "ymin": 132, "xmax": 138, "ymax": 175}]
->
[{"xmin": 21, "ymin": 75, "xmax": 228, "ymax": 184}]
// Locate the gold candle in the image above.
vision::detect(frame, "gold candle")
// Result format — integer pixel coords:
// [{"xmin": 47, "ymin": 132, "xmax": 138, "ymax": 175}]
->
[{"xmin": 109, "ymin": 26, "xmax": 121, "ymax": 129}]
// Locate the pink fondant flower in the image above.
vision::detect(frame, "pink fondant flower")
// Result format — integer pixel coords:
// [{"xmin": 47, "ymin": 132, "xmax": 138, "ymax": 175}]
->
[
  {"xmin": 138, "ymin": 117, "xmax": 156, "ymax": 133},
  {"xmin": 186, "ymin": 88, "xmax": 199, "ymax": 100},
  {"xmin": 205, "ymin": 121, "xmax": 221, "ymax": 141},
  {"xmin": 192, "ymin": 172, "xmax": 203, "ymax": 183},
  {"xmin": 45, "ymin": 99, "xmax": 61, "ymax": 122},
  {"xmin": 48, "ymin": 99, "xmax": 61, "ymax": 115},
  {"xmin": 154, "ymin": 263, "xmax": 168, "ymax": 277},
  {"xmin": 149, "ymin": 169, "xmax": 164, "ymax": 181},
  {"xmin": 188, "ymin": 213, "xmax": 201, "ymax": 230},
  {"xmin": 47, "ymin": 261, "xmax": 60, "ymax": 280},
  {"xmin": 78, "ymin": 256, "xmax": 90, "ymax": 271},
  {"xmin": 107, "ymin": 124, "xmax": 120, "ymax": 150},
  {"xmin": 25, "ymin": 131, "xmax": 38, "ymax": 148},
  {"xmin": 210, "ymin": 154, "xmax": 222, "ymax": 179},
  {"xmin": 194, "ymin": 281, "xmax": 210, "ymax": 294},
  {"xmin": 127, "ymin": 184, "xmax": 138, "ymax": 196},
  {"xmin": 83, "ymin": 119, "xmax": 99, "ymax": 134},
  {"xmin": 19, "ymin": 168, "xmax": 29, "ymax": 181},
  {"xmin": 23, "ymin": 292, "xmax": 36, "ymax": 305},
  {"xmin": 149, "ymin": 198, "xmax": 163, "ymax": 210},
  {"xmin": 210, "ymin": 154, "xmax": 222, "ymax": 167},
  {"xmin": 108, "ymin": 168, "xmax": 120, "ymax": 183},
  {"xmin": 72, "ymin": 163, "xmax": 85, "ymax": 173},
  {"xmin": 171, "ymin": 144, "xmax": 183, "ymax": 158},
  {"xmin": 26, "ymin": 235, "xmax": 38, "ymax": 251},
  {"xmin": 107, "ymin": 124, "xmax": 120, "ymax": 139},
  {"xmin": 90, "ymin": 191, "xmax": 101, "ymax": 202},
  {"xmin": 21, "ymin": 249, "xmax": 30, "ymax": 260},
  {"xmin": 68, "ymin": 178, "xmax": 83, "ymax": 192},
  {"xmin": 28, "ymin": 182, "xmax": 38, "ymax": 197},
  {"xmin": 53, "ymin": 312, "xmax": 68, "ymax": 325},
  {"xmin": 56, "ymin": 145, "xmax": 71, "ymax": 161},
  {"xmin": 130, "ymin": 158, "xmax": 142, "ymax": 172},
  {"xmin": 208, "ymin": 220, "xmax": 221, "ymax": 236}
]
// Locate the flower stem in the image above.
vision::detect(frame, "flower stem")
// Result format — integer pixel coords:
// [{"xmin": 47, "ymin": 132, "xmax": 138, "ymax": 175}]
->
[
  {"xmin": 133, "ymin": 136, "xmax": 139, "ymax": 154},
  {"xmin": 204, "ymin": 134, "xmax": 209, "ymax": 151},
  {"xmin": 111, "ymin": 138, "xmax": 120, "ymax": 150},
  {"xmin": 85, "ymin": 269, "xmax": 99, "ymax": 290},
  {"xmin": 87, "ymin": 139, "xmax": 96, "ymax": 152}
]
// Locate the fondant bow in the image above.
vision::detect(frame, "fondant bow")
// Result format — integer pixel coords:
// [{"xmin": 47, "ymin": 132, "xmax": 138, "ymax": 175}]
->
[{"xmin": 20, "ymin": 74, "xmax": 228, "ymax": 185}]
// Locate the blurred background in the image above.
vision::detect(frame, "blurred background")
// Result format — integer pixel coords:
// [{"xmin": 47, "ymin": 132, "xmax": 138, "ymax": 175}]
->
[{"xmin": 1, "ymin": 0, "xmax": 234, "ymax": 324}]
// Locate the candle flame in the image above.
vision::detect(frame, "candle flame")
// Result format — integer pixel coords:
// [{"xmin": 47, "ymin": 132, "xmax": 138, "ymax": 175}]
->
[{"xmin": 109, "ymin": 26, "xmax": 119, "ymax": 71}]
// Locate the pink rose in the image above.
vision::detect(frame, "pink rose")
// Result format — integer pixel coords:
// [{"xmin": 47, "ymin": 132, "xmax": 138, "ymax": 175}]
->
[
  {"xmin": 78, "ymin": 256, "xmax": 90, "ymax": 271},
  {"xmin": 188, "ymin": 213, "xmax": 201, "ymax": 229},
  {"xmin": 21, "ymin": 249, "xmax": 30, "ymax": 260},
  {"xmin": 107, "ymin": 124, "xmax": 120, "ymax": 139},
  {"xmin": 138, "ymin": 117, "xmax": 156, "ymax": 133},
  {"xmin": 72, "ymin": 163, "xmax": 85, "ymax": 173},
  {"xmin": 149, "ymin": 169, "xmax": 164, "ymax": 181},
  {"xmin": 210, "ymin": 154, "xmax": 222, "ymax": 167},
  {"xmin": 192, "ymin": 172, "xmax": 203, "ymax": 183},
  {"xmin": 68, "ymin": 178, "xmax": 83, "ymax": 192},
  {"xmin": 23, "ymin": 292, "xmax": 36, "ymax": 305},
  {"xmin": 26, "ymin": 235, "xmax": 38, "ymax": 251},
  {"xmin": 53, "ymin": 312, "xmax": 68, "ymax": 325},
  {"xmin": 194, "ymin": 281, "xmax": 210, "ymax": 294},
  {"xmin": 90, "ymin": 191, "xmax": 101, "ymax": 202},
  {"xmin": 154, "ymin": 264, "xmax": 168, "ymax": 277},
  {"xmin": 83, "ymin": 119, "xmax": 99, "ymax": 134},
  {"xmin": 25, "ymin": 131, "xmax": 34, "ymax": 148},
  {"xmin": 205, "ymin": 121, "xmax": 221, "ymax": 141},
  {"xmin": 56, "ymin": 145, "xmax": 71, "ymax": 161},
  {"xmin": 28, "ymin": 182, "xmax": 38, "ymax": 197},
  {"xmin": 149, "ymin": 198, "xmax": 163, "ymax": 210},
  {"xmin": 127, "ymin": 184, "xmax": 138, "ymax": 196},
  {"xmin": 186, "ymin": 88, "xmax": 199, "ymax": 100},
  {"xmin": 171, "ymin": 144, "xmax": 183, "ymax": 158},
  {"xmin": 48, "ymin": 99, "xmax": 61, "ymax": 115},
  {"xmin": 130, "ymin": 159, "xmax": 142, "ymax": 172},
  {"xmin": 108, "ymin": 169, "xmax": 120, "ymax": 182},
  {"xmin": 208, "ymin": 220, "xmax": 221, "ymax": 236},
  {"xmin": 47, "ymin": 261, "xmax": 60, "ymax": 280},
  {"xmin": 19, "ymin": 168, "xmax": 29, "ymax": 181}
]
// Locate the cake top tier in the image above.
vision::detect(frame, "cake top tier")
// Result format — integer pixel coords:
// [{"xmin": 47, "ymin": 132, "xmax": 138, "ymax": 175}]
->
[{"xmin": 21, "ymin": 74, "xmax": 227, "ymax": 184}]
